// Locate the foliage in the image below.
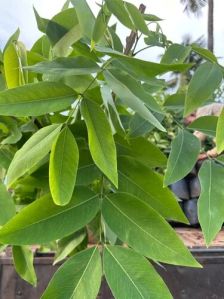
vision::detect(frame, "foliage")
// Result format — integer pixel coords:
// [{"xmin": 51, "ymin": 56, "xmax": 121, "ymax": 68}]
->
[{"xmin": 0, "ymin": 0, "xmax": 223, "ymax": 298}]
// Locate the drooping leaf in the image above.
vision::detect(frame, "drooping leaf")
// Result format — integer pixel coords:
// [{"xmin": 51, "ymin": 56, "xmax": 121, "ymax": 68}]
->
[
  {"xmin": 53, "ymin": 24, "xmax": 82, "ymax": 57},
  {"xmin": 54, "ymin": 229, "xmax": 86, "ymax": 264},
  {"xmin": 0, "ymin": 187, "xmax": 99, "ymax": 245},
  {"xmin": 184, "ymin": 63, "xmax": 223, "ymax": 116},
  {"xmin": 50, "ymin": 127, "xmax": 79, "ymax": 206},
  {"xmin": 189, "ymin": 115, "xmax": 218, "ymax": 137},
  {"xmin": 102, "ymin": 193, "xmax": 200, "ymax": 267},
  {"xmin": 118, "ymin": 156, "xmax": 188, "ymax": 223},
  {"xmin": 95, "ymin": 47, "xmax": 193, "ymax": 80},
  {"xmin": 105, "ymin": 0, "xmax": 134, "ymax": 30},
  {"xmin": 0, "ymin": 145, "xmax": 15, "ymax": 170},
  {"xmin": 81, "ymin": 98, "xmax": 118, "ymax": 187},
  {"xmin": 71, "ymin": 0, "xmax": 95, "ymax": 39},
  {"xmin": 0, "ymin": 182, "xmax": 16, "ymax": 225},
  {"xmin": 192, "ymin": 44, "xmax": 217, "ymax": 63},
  {"xmin": 125, "ymin": 2, "xmax": 150, "ymax": 35},
  {"xmin": 104, "ymin": 245, "xmax": 172, "ymax": 299},
  {"xmin": 104, "ymin": 70, "xmax": 165, "ymax": 131},
  {"xmin": 92, "ymin": 5, "xmax": 111, "ymax": 44},
  {"xmin": 164, "ymin": 129, "xmax": 200, "ymax": 186},
  {"xmin": 198, "ymin": 160, "xmax": 224, "ymax": 245},
  {"xmin": 7, "ymin": 124, "xmax": 62, "ymax": 187},
  {"xmin": 41, "ymin": 247, "xmax": 102, "ymax": 299},
  {"xmin": 13, "ymin": 246, "xmax": 37, "ymax": 286},
  {"xmin": 26, "ymin": 57, "xmax": 100, "ymax": 77},
  {"xmin": 0, "ymin": 82, "xmax": 76, "ymax": 117},
  {"xmin": 216, "ymin": 108, "xmax": 224, "ymax": 154},
  {"xmin": 161, "ymin": 44, "xmax": 191, "ymax": 64},
  {"xmin": 115, "ymin": 135, "xmax": 167, "ymax": 168}
]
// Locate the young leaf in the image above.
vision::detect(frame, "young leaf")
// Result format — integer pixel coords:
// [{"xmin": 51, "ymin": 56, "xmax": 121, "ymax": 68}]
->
[
  {"xmin": 105, "ymin": 0, "xmax": 135, "ymax": 30},
  {"xmin": 81, "ymin": 98, "xmax": 118, "ymax": 187},
  {"xmin": 13, "ymin": 245, "xmax": 37, "ymax": 286},
  {"xmin": 184, "ymin": 63, "xmax": 223, "ymax": 116},
  {"xmin": 50, "ymin": 127, "xmax": 79, "ymax": 206},
  {"xmin": 125, "ymin": 2, "xmax": 150, "ymax": 35},
  {"xmin": 7, "ymin": 124, "xmax": 62, "ymax": 187},
  {"xmin": 198, "ymin": 160, "xmax": 224, "ymax": 245},
  {"xmin": 102, "ymin": 193, "xmax": 200, "ymax": 267},
  {"xmin": 161, "ymin": 44, "xmax": 191, "ymax": 64},
  {"xmin": 54, "ymin": 229, "xmax": 86, "ymax": 264},
  {"xmin": 41, "ymin": 247, "xmax": 102, "ymax": 299},
  {"xmin": 118, "ymin": 156, "xmax": 188, "ymax": 223},
  {"xmin": 104, "ymin": 70, "xmax": 165, "ymax": 132},
  {"xmin": 0, "ymin": 182, "xmax": 16, "ymax": 225},
  {"xmin": 189, "ymin": 115, "xmax": 218, "ymax": 137},
  {"xmin": 104, "ymin": 245, "xmax": 172, "ymax": 299},
  {"xmin": 0, "ymin": 187, "xmax": 99, "ymax": 245},
  {"xmin": 25, "ymin": 57, "xmax": 100, "ymax": 76},
  {"xmin": 71, "ymin": 0, "xmax": 95, "ymax": 39},
  {"xmin": 0, "ymin": 82, "xmax": 76, "ymax": 117},
  {"xmin": 164, "ymin": 129, "xmax": 200, "ymax": 186},
  {"xmin": 92, "ymin": 6, "xmax": 111, "ymax": 44},
  {"xmin": 216, "ymin": 108, "xmax": 224, "ymax": 154},
  {"xmin": 115, "ymin": 135, "xmax": 167, "ymax": 168},
  {"xmin": 4, "ymin": 42, "xmax": 21, "ymax": 88}
]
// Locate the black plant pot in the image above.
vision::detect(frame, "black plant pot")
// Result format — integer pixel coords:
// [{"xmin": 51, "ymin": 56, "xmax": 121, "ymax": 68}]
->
[{"xmin": 1, "ymin": 248, "xmax": 224, "ymax": 299}]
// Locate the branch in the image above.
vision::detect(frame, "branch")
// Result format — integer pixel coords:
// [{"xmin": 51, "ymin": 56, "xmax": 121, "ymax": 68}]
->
[{"xmin": 124, "ymin": 4, "xmax": 146, "ymax": 55}]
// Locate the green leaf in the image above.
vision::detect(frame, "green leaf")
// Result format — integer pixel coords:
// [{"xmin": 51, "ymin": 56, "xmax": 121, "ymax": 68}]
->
[
  {"xmin": 118, "ymin": 156, "xmax": 188, "ymax": 223},
  {"xmin": 164, "ymin": 130, "xmax": 200, "ymax": 186},
  {"xmin": 216, "ymin": 108, "xmax": 224, "ymax": 154},
  {"xmin": 104, "ymin": 70, "xmax": 165, "ymax": 132},
  {"xmin": 96, "ymin": 47, "xmax": 193, "ymax": 80},
  {"xmin": 161, "ymin": 44, "xmax": 191, "ymax": 64},
  {"xmin": 104, "ymin": 245, "xmax": 172, "ymax": 299},
  {"xmin": 92, "ymin": 6, "xmax": 111, "ymax": 44},
  {"xmin": 41, "ymin": 247, "xmax": 102, "ymax": 299},
  {"xmin": 7, "ymin": 124, "xmax": 62, "ymax": 187},
  {"xmin": 81, "ymin": 98, "xmax": 118, "ymax": 187},
  {"xmin": 192, "ymin": 44, "xmax": 217, "ymax": 63},
  {"xmin": 53, "ymin": 24, "xmax": 82, "ymax": 57},
  {"xmin": 105, "ymin": 0, "xmax": 134, "ymax": 30},
  {"xmin": 0, "ymin": 145, "xmax": 15, "ymax": 170},
  {"xmin": 184, "ymin": 63, "xmax": 223, "ymax": 116},
  {"xmin": 0, "ymin": 187, "xmax": 99, "ymax": 245},
  {"xmin": 164, "ymin": 93, "xmax": 185, "ymax": 110},
  {"xmin": 13, "ymin": 245, "xmax": 37, "ymax": 286},
  {"xmin": 189, "ymin": 115, "xmax": 218, "ymax": 137},
  {"xmin": 0, "ymin": 182, "xmax": 16, "ymax": 225},
  {"xmin": 125, "ymin": 2, "xmax": 150, "ymax": 35},
  {"xmin": 26, "ymin": 57, "xmax": 100, "ymax": 76},
  {"xmin": 71, "ymin": 0, "xmax": 95, "ymax": 39},
  {"xmin": 54, "ymin": 229, "xmax": 86, "ymax": 264},
  {"xmin": 50, "ymin": 127, "xmax": 79, "ymax": 206},
  {"xmin": 0, "ymin": 82, "xmax": 76, "ymax": 117},
  {"xmin": 143, "ymin": 14, "xmax": 163, "ymax": 22},
  {"xmin": 0, "ymin": 116, "xmax": 22, "ymax": 145},
  {"xmin": 102, "ymin": 193, "xmax": 200, "ymax": 267},
  {"xmin": 198, "ymin": 160, "xmax": 224, "ymax": 245},
  {"xmin": 115, "ymin": 135, "xmax": 167, "ymax": 168}
]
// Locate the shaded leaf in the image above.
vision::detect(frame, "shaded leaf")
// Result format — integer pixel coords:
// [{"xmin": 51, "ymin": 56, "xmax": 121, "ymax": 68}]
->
[
  {"xmin": 189, "ymin": 115, "xmax": 217, "ymax": 137},
  {"xmin": 0, "ymin": 182, "xmax": 16, "ymax": 225},
  {"xmin": 184, "ymin": 63, "xmax": 222, "ymax": 116},
  {"xmin": 216, "ymin": 108, "xmax": 224, "ymax": 154},
  {"xmin": 13, "ymin": 246, "xmax": 37, "ymax": 286},
  {"xmin": 164, "ymin": 130, "xmax": 200, "ymax": 186},
  {"xmin": 118, "ymin": 156, "xmax": 188, "ymax": 223},
  {"xmin": 161, "ymin": 44, "xmax": 191, "ymax": 64},
  {"xmin": 198, "ymin": 160, "xmax": 224, "ymax": 245}
]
